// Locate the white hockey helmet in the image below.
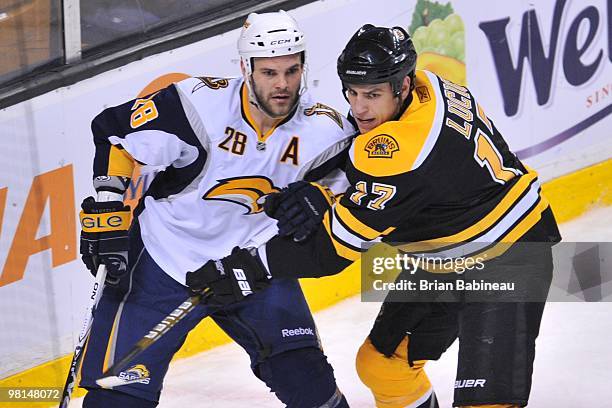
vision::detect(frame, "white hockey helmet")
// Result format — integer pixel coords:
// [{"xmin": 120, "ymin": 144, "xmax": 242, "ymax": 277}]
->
[{"xmin": 238, "ymin": 10, "xmax": 307, "ymax": 76}]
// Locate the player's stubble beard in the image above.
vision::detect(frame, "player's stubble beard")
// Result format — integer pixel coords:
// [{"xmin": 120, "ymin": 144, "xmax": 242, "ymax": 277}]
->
[{"xmin": 252, "ymin": 79, "xmax": 300, "ymax": 119}]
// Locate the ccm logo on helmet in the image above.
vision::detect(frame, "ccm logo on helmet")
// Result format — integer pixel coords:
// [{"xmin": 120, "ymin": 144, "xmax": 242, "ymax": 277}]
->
[
  {"xmin": 233, "ymin": 268, "xmax": 253, "ymax": 296},
  {"xmin": 270, "ymin": 39, "xmax": 291, "ymax": 45},
  {"xmin": 80, "ymin": 215, "xmax": 124, "ymax": 229}
]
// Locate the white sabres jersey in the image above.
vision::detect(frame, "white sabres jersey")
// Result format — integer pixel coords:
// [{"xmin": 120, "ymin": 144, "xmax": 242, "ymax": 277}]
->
[{"xmin": 93, "ymin": 77, "xmax": 354, "ymax": 284}]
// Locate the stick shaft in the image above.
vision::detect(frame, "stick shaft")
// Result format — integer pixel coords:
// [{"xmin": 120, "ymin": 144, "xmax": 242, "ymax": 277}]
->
[
  {"xmin": 59, "ymin": 264, "xmax": 107, "ymax": 408},
  {"xmin": 97, "ymin": 295, "xmax": 202, "ymax": 384}
]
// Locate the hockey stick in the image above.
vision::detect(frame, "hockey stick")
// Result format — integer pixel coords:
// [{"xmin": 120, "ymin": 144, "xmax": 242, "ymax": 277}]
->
[
  {"xmin": 95, "ymin": 294, "xmax": 203, "ymax": 388},
  {"xmin": 59, "ymin": 264, "xmax": 107, "ymax": 408}
]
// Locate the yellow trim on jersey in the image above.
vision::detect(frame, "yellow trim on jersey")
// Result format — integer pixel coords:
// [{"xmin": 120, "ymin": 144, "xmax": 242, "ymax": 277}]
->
[
  {"xmin": 323, "ymin": 211, "xmax": 361, "ymax": 260},
  {"xmin": 500, "ymin": 197, "xmax": 549, "ymax": 242},
  {"xmin": 351, "ymin": 70, "xmax": 439, "ymax": 177},
  {"xmin": 240, "ymin": 83, "xmax": 284, "ymax": 144},
  {"xmin": 108, "ymin": 145, "xmax": 135, "ymax": 178},
  {"xmin": 417, "ymin": 198, "xmax": 549, "ymax": 273},
  {"xmin": 102, "ymin": 309, "xmax": 123, "ymax": 374},
  {"xmin": 399, "ymin": 170, "xmax": 539, "ymax": 252},
  {"xmin": 335, "ymin": 201, "xmax": 395, "ymax": 240},
  {"xmin": 75, "ymin": 334, "xmax": 91, "ymax": 390}
]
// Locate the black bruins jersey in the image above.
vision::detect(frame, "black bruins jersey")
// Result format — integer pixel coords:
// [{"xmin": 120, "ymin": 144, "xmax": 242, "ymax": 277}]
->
[{"xmin": 265, "ymin": 70, "xmax": 561, "ymax": 278}]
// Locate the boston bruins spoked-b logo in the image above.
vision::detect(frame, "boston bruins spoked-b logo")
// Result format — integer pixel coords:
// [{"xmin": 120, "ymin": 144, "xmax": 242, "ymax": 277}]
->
[
  {"xmin": 365, "ymin": 134, "xmax": 400, "ymax": 158},
  {"xmin": 203, "ymin": 176, "xmax": 280, "ymax": 215}
]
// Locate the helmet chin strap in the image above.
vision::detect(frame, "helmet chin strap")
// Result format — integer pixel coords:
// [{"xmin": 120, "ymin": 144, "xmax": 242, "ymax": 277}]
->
[{"xmin": 243, "ymin": 71, "xmax": 258, "ymax": 105}]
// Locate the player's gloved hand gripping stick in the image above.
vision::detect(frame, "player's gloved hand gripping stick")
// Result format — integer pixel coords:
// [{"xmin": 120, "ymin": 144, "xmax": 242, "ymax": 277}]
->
[
  {"xmin": 60, "ymin": 197, "xmax": 132, "ymax": 405},
  {"xmin": 96, "ymin": 247, "xmax": 271, "ymax": 387},
  {"xmin": 186, "ymin": 246, "xmax": 271, "ymax": 305},
  {"xmin": 79, "ymin": 197, "xmax": 131, "ymax": 287}
]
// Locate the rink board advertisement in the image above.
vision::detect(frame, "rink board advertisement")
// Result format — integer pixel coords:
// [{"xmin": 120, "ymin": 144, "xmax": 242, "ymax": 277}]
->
[{"xmin": 0, "ymin": 0, "xmax": 610, "ymax": 382}]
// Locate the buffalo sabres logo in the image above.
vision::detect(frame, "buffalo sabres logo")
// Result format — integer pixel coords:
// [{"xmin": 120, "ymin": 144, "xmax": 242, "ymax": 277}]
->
[
  {"xmin": 364, "ymin": 134, "xmax": 400, "ymax": 158},
  {"xmin": 118, "ymin": 364, "xmax": 151, "ymax": 385},
  {"xmin": 304, "ymin": 103, "xmax": 344, "ymax": 129},
  {"xmin": 192, "ymin": 77, "xmax": 230, "ymax": 93},
  {"xmin": 203, "ymin": 176, "xmax": 280, "ymax": 215}
]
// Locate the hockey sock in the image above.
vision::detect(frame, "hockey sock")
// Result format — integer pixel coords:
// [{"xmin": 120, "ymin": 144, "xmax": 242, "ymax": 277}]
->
[{"xmin": 356, "ymin": 337, "xmax": 434, "ymax": 408}]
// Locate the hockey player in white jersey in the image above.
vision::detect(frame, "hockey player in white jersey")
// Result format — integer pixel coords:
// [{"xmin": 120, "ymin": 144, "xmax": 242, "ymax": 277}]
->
[{"xmin": 77, "ymin": 11, "xmax": 353, "ymax": 407}]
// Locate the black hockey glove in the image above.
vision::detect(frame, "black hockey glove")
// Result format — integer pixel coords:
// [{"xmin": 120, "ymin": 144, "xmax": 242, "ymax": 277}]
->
[
  {"xmin": 79, "ymin": 197, "xmax": 131, "ymax": 287},
  {"xmin": 186, "ymin": 247, "xmax": 271, "ymax": 306},
  {"xmin": 264, "ymin": 181, "xmax": 335, "ymax": 242}
]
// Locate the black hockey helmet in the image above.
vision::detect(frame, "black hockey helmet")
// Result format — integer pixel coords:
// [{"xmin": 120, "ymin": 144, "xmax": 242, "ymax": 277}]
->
[{"xmin": 337, "ymin": 24, "xmax": 417, "ymax": 96}]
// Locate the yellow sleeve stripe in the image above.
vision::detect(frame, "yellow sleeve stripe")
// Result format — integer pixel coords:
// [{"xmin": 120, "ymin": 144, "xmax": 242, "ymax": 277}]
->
[
  {"xmin": 108, "ymin": 145, "xmax": 135, "ymax": 178},
  {"xmin": 323, "ymin": 211, "xmax": 361, "ymax": 261},
  {"xmin": 335, "ymin": 202, "xmax": 395, "ymax": 240},
  {"xmin": 400, "ymin": 170, "xmax": 538, "ymax": 252}
]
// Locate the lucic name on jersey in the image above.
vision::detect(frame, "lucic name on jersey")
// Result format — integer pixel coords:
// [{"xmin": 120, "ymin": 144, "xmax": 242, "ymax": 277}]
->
[{"xmin": 91, "ymin": 76, "xmax": 355, "ymax": 284}]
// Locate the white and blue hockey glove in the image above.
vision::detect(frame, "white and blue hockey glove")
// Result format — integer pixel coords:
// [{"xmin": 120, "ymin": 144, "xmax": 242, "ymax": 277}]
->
[
  {"xmin": 264, "ymin": 181, "xmax": 335, "ymax": 242},
  {"xmin": 186, "ymin": 247, "xmax": 271, "ymax": 306}
]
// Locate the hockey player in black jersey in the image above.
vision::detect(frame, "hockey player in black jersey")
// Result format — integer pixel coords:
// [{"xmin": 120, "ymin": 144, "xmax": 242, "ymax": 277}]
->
[{"xmin": 187, "ymin": 25, "xmax": 562, "ymax": 407}]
